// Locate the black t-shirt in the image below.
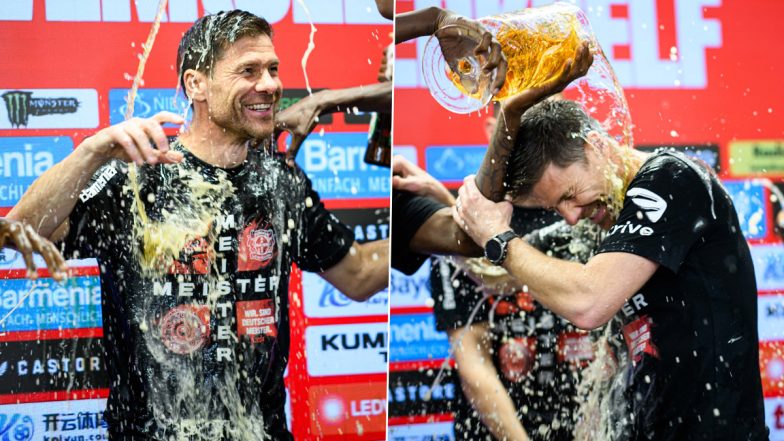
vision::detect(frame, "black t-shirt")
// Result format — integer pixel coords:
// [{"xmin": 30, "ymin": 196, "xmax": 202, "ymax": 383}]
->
[
  {"xmin": 431, "ymin": 208, "xmax": 600, "ymax": 441},
  {"xmin": 391, "ymin": 190, "xmax": 445, "ymax": 275},
  {"xmin": 63, "ymin": 142, "xmax": 354, "ymax": 440},
  {"xmin": 596, "ymin": 150, "xmax": 767, "ymax": 441}
]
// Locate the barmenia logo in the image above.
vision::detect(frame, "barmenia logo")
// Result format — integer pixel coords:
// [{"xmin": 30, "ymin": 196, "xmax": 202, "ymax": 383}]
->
[
  {"xmin": 627, "ymin": 188, "xmax": 668, "ymax": 223},
  {"xmin": 1, "ymin": 91, "xmax": 79, "ymax": 127}
]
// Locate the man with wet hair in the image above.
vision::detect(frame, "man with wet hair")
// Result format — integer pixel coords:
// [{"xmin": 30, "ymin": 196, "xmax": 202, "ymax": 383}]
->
[
  {"xmin": 453, "ymin": 94, "xmax": 769, "ymax": 438},
  {"xmin": 9, "ymin": 10, "xmax": 388, "ymax": 440}
]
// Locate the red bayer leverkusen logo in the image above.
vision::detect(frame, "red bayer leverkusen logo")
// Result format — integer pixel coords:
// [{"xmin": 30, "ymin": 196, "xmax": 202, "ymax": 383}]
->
[
  {"xmin": 168, "ymin": 236, "xmax": 212, "ymax": 275},
  {"xmin": 238, "ymin": 219, "xmax": 278, "ymax": 271}
]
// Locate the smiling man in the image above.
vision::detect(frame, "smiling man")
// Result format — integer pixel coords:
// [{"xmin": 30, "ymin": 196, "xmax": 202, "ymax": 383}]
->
[
  {"xmin": 454, "ymin": 98, "xmax": 768, "ymax": 440},
  {"xmin": 8, "ymin": 10, "xmax": 387, "ymax": 440}
]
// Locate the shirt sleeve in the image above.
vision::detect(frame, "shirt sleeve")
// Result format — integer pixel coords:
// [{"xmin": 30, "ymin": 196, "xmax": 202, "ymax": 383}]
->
[
  {"xmin": 597, "ymin": 154, "xmax": 715, "ymax": 272},
  {"xmin": 294, "ymin": 173, "xmax": 355, "ymax": 273},
  {"xmin": 391, "ymin": 190, "xmax": 446, "ymax": 276},
  {"xmin": 61, "ymin": 160, "xmax": 131, "ymax": 261}
]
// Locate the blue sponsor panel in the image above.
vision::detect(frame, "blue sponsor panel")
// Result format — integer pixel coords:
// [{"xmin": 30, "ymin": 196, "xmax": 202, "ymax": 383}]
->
[
  {"xmin": 0, "ymin": 398, "xmax": 107, "ymax": 440},
  {"xmin": 0, "ymin": 137, "xmax": 72, "ymax": 207},
  {"xmin": 0, "ymin": 248, "xmax": 97, "ymax": 272},
  {"xmin": 109, "ymin": 88, "xmax": 189, "ymax": 126},
  {"xmin": 724, "ymin": 180, "xmax": 768, "ymax": 240},
  {"xmin": 389, "ymin": 313, "xmax": 449, "ymax": 362},
  {"xmin": 390, "ymin": 263, "xmax": 431, "ymax": 309},
  {"xmin": 296, "ymin": 132, "xmax": 390, "ymax": 199},
  {"xmin": 302, "ymin": 271, "xmax": 388, "ymax": 318},
  {"xmin": 751, "ymin": 244, "xmax": 784, "ymax": 292},
  {"xmin": 0, "ymin": 276, "xmax": 102, "ymax": 333},
  {"xmin": 424, "ymin": 146, "xmax": 486, "ymax": 183},
  {"xmin": 388, "ymin": 421, "xmax": 455, "ymax": 441}
]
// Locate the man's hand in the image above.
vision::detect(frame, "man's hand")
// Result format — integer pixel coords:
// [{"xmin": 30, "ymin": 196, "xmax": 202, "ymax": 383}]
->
[
  {"xmin": 500, "ymin": 41, "xmax": 593, "ymax": 115},
  {"xmin": 82, "ymin": 111, "xmax": 185, "ymax": 166},
  {"xmin": 275, "ymin": 92, "xmax": 327, "ymax": 165},
  {"xmin": 453, "ymin": 175, "xmax": 513, "ymax": 246},
  {"xmin": 434, "ymin": 10, "xmax": 507, "ymax": 95},
  {"xmin": 0, "ymin": 218, "xmax": 67, "ymax": 281},
  {"xmin": 392, "ymin": 155, "xmax": 455, "ymax": 205}
]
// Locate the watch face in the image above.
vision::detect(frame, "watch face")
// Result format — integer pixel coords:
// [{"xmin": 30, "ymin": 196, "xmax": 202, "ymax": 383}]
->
[{"xmin": 485, "ymin": 238, "xmax": 504, "ymax": 263}]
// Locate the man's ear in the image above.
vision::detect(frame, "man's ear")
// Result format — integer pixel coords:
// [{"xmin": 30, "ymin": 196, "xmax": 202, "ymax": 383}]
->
[{"xmin": 183, "ymin": 69, "xmax": 207, "ymax": 102}]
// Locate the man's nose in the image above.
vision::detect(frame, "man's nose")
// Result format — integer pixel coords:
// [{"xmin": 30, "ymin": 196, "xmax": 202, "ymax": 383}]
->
[
  {"xmin": 557, "ymin": 202, "xmax": 581, "ymax": 226},
  {"xmin": 255, "ymin": 70, "xmax": 279, "ymax": 94}
]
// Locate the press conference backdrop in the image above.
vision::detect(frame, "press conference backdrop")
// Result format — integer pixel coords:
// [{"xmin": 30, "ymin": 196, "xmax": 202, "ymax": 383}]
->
[
  {"xmin": 0, "ymin": 2, "xmax": 390, "ymax": 440},
  {"xmin": 390, "ymin": 0, "xmax": 784, "ymax": 440}
]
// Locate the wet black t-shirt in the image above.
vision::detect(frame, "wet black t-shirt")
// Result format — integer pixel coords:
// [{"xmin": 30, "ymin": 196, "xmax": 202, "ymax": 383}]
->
[
  {"xmin": 63, "ymin": 143, "xmax": 354, "ymax": 440},
  {"xmin": 431, "ymin": 209, "xmax": 599, "ymax": 441},
  {"xmin": 596, "ymin": 151, "xmax": 767, "ymax": 440},
  {"xmin": 391, "ymin": 190, "xmax": 445, "ymax": 275}
]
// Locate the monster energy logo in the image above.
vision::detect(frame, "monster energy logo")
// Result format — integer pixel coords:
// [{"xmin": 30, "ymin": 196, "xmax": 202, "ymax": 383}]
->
[{"xmin": 2, "ymin": 91, "xmax": 80, "ymax": 127}]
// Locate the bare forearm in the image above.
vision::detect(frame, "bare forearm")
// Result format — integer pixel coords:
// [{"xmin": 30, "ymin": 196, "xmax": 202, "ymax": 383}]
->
[
  {"xmin": 410, "ymin": 208, "xmax": 482, "ymax": 257},
  {"xmin": 450, "ymin": 326, "xmax": 530, "ymax": 441},
  {"xmin": 475, "ymin": 108, "xmax": 523, "ymax": 202},
  {"xmin": 394, "ymin": 6, "xmax": 442, "ymax": 44},
  {"xmin": 322, "ymin": 239, "xmax": 390, "ymax": 302},
  {"xmin": 318, "ymin": 83, "xmax": 392, "ymax": 115},
  {"xmin": 8, "ymin": 146, "xmax": 106, "ymax": 239}
]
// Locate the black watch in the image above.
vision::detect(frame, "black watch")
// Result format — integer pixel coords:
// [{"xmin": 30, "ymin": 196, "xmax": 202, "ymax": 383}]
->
[{"xmin": 484, "ymin": 230, "xmax": 518, "ymax": 266}]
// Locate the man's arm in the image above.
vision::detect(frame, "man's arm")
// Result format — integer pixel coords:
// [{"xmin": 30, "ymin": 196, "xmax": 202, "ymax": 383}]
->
[
  {"xmin": 319, "ymin": 239, "xmax": 389, "ymax": 302},
  {"xmin": 454, "ymin": 176, "xmax": 657, "ymax": 329},
  {"xmin": 450, "ymin": 324, "xmax": 531, "ymax": 441},
  {"xmin": 7, "ymin": 112, "xmax": 184, "ymax": 240},
  {"xmin": 409, "ymin": 207, "xmax": 482, "ymax": 258}
]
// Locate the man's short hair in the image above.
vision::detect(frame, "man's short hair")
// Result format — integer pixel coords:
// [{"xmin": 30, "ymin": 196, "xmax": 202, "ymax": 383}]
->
[
  {"xmin": 177, "ymin": 10, "xmax": 273, "ymax": 96},
  {"xmin": 504, "ymin": 100, "xmax": 604, "ymax": 198}
]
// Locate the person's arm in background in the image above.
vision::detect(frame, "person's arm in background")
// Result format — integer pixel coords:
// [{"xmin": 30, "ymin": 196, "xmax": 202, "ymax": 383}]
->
[
  {"xmin": 320, "ymin": 239, "xmax": 389, "ymax": 302},
  {"xmin": 0, "ymin": 218, "xmax": 67, "ymax": 280},
  {"xmin": 450, "ymin": 323, "xmax": 531, "ymax": 441}
]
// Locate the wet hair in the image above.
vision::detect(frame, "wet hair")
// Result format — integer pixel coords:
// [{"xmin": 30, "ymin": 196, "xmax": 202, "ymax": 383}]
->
[
  {"xmin": 504, "ymin": 100, "xmax": 604, "ymax": 198},
  {"xmin": 177, "ymin": 10, "xmax": 273, "ymax": 96}
]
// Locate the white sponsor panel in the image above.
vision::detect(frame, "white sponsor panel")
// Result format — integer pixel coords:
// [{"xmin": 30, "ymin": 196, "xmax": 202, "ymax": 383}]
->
[
  {"xmin": 759, "ymin": 295, "xmax": 784, "ymax": 341},
  {"xmin": 0, "ymin": 398, "xmax": 107, "ymax": 440},
  {"xmin": 388, "ymin": 421, "xmax": 455, "ymax": 441},
  {"xmin": 751, "ymin": 244, "xmax": 784, "ymax": 292},
  {"xmin": 0, "ymin": 248, "xmax": 96, "ymax": 272},
  {"xmin": 394, "ymin": 146, "xmax": 419, "ymax": 166},
  {"xmin": 302, "ymin": 271, "xmax": 388, "ymax": 318},
  {"xmin": 305, "ymin": 323, "xmax": 387, "ymax": 376},
  {"xmin": 390, "ymin": 264, "xmax": 432, "ymax": 309},
  {"xmin": 0, "ymin": 89, "xmax": 98, "ymax": 129},
  {"xmin": 765, "ymin": 397, "xmax": 784, "ymax": 441}
]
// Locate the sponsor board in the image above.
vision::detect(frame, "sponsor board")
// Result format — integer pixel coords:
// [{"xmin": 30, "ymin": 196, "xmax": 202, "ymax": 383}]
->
[
  {"xmin": 0, "ymin": 338, "xmax": 108, "ymax": 395},
  {"xmin": 302, "ymin": 271, "xmax": 388, "ymax": 318},
  {"xmin": 424, "ymin": 146, "xmax": 485, "ymax": 183},
  {"xmin": 309, "ymin": 381, "xmax": 387, "ymax": 436},
  {"xmin": 305, "ymin": 323, "xmax": 387, "ymax": 376},
  {"xmin": 723, "ymin": 180, "xmax": 768, "ymax": 240},
  {"xmin": 758, "ymin": 295, "xmax": 784, "ymax": 341},
  {"xmin": 750, "ymin": 245, "xmax": 784, "ymax": 292},
  {"xmin": 388, "ymin": 421, "xmax": 455, "ymax": 441},
  {"xmin": 0, "ymin": 398, "xmax": 107, "ymax": 441},
  {"xmin": 765, "ymin": 397, "xmax": 784, "ymax": 441},
  {"xmin": 729, "ymin": 140, "xmax": 784, "ymax": 177},
  {"xmin": 296, "ymin": 133, "xmax": 390, "ymax": 199},
  {"xmin": 0, "ymin": 0, "xmax": 387, "ymax": 24},
  {"xmin": 0, "ymin": 276, "xmax": 102, "ymax": 333},
  {"xmin": 330, "ymin": 208, "xmax": 390, "ymax": 244},
  {"xmin": 388, "ymin": 369, "xmax": 458, "ymax": 417},
  {"xmin": 109, "ymin": 88, "xmax": 189, "ymax": 126},
  {"xmin": 390, "ymin": 313, "xmax": 449, "ymax": 362},
  {"xmin": 760, "ymin": 341, "xmax": 784, "ymax": 398},
  {"xmin": 390, "ymin": 264, "xmax": 432, "ymax": 309},
  {"xmin": 637, "ymin": 145, "xmax": 721, "ymax": 173},
  {"xmin": 396, "ymin": 0, "xmax": 721, "ymax": 89},
  {"xmin": 0, "ymin": 90, "xmax": 98, "ymax": 129},
  {"xmin": 0, "ymin": 137, "xmax": 72, "ymax": 207},
  {"xmin": 0, "ymin": 250, "xmax": 96, "ymax": 272}
]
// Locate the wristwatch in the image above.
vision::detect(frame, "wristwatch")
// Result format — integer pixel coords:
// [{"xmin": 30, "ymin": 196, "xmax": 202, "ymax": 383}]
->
[{"xmin": 484, "ymin": 230, "xmax": 518, "ymax": 266}]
